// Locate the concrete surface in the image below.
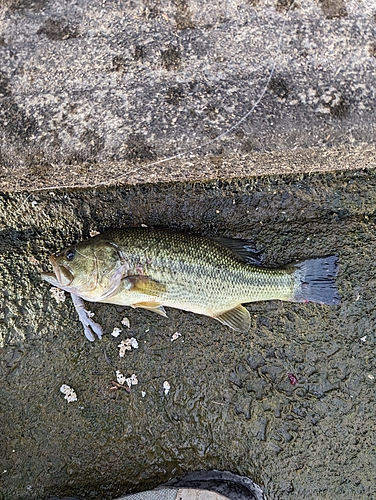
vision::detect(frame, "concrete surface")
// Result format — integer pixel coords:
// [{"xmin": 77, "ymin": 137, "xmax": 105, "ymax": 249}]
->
[
  {"xmin": 0, "ymin": 0, "xmax": 375, "ymax": 191},
  {"xmin": 1, "ymin": 171, "xmax": 376, "ymax": 500},
  {"xmin": 1, "ymin": 1, "xmax": 376, "ymax": 500}
]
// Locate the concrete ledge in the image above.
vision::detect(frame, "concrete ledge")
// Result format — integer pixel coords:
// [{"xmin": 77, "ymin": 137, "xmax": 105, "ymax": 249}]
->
[
  {"xmin": 1, "ymin": 0, "xmax": 375, "ymax": 192},
  {"xmin": 1, "ymin": 144, "xmax": 375, "ymax": 192}
]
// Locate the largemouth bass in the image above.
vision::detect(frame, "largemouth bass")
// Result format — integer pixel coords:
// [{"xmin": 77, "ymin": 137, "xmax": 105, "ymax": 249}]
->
[{"xmin": 42, "ymin": 228, "xmax": 340, "ymax": 341}]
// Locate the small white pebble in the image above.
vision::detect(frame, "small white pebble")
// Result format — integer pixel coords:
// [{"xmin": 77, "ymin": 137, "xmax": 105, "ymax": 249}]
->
[
  {"xmin": 360, "ymin": 336, "xmax": 367, "ymax": 342},
  {"xmin": 60, "ymin": 384, "xmax": 77, "ymax": 403},
  {"xmin": 50, "ymin": 287, "xmax": 66, "ymax": 303},
  {"xmin": 31, "ymin": 201, "xmax": 38, "ymax": 207},
  {"xmin": 171, "ymin": 332, "xmax": 181, "ymax": 341},
  {"xmin": 116, "ymin": 370, "xmax": 127, "ymax": 385},
  {"xmin": 145, "ymin": 329, "xmax": 150, "ymax": 333},
  {"xmin": 121, "ymin": 317, "xmax": 131, "ymax": 328},
  {"xmin": 111, "ymin": 327, "xmax": 122, "ymax": 338},
  {"xmin": 141, "ymin": 223, "xmax": 148, "ymax": 227},
  {"xmin": 367, "ymin": 374, "xmax": 375, "ymax": 380},
  {"xmin": 163, "ymin": 381, "xmax": 170, "ymax": 395},
  {"xmin": 141, "ymin": 391, "xmax": 146, "ymax": 397}
]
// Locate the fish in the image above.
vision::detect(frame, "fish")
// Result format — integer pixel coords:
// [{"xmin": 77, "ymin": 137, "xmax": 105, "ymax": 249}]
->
[{"xmin": 42, "ymin": 227, "xmax": 340, "ymax": 341}]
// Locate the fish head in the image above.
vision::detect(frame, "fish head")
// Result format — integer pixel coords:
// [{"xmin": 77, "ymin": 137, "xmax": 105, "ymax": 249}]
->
[{"xmin": 42, "ymin": 236, "xmax": 126, "ymax": 300}]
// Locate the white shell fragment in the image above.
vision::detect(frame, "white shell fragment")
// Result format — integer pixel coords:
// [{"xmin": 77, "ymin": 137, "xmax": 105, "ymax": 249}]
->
[
  {"xmin": 116, "ymin": 370, "xmax": 127, "ymax": 385},
  {"xmin": 163, "ymin": 381, "xmax": 170, "ymax": 395},
  {"xmin": 126, "ymin": 374, "xmax": 138, "ymax": 387},
  {"xmin": 89, "ymin": 230, "xmax": 100, "ymax": 237},
  {"xmin": 121, "ymin": 317, "xmax": 131, "ymax": 328},
  {"xmin": 129, "ymin": 337, "xmax": 138, "ymax": 349},
  {"xmin": 116, "ymin": 371, "xmax": 138, "ymax": 387},
  {"xmin": 171, "ymin": 332, "xmax": 181, "ymax": 341},
  {"xmin": 118, "ymin": 337, "xmax": 139, "ymax": 357},
  {"xmin": 60, "ymin": 384, "xmax": 77, "ymax": 403},
  {"xmin": 111, "ymin": 327, "xmax": 122, "ymax": 338},
  {"xmin": 50, "ymin": 287, "xmax": 66, "ymax": 303}
]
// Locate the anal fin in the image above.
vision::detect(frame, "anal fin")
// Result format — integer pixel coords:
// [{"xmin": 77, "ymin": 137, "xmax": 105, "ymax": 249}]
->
[
  {"xmin": 214, "ymin": 305, "xmax": 251, "ymax": 332},
  {"xmin": 132, "ymin": 301, "xmax": 168, "ymax": 318}
]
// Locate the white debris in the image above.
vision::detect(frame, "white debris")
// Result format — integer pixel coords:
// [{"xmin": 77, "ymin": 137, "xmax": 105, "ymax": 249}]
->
[
  {"xmin": 163, "ymin": 381, "xmax": 170, "ymax": 395},
  {"xmin": 171, "ymin": 332, "xmax": 181, "ymax": 341},
  {"xmin": 89, "ymin": 230, "xmax": 100, "ymax": 237},
  {"xmin": 50, "ymin": 287, "xmax": 66, "ymax": 303},
  {"xmin": 116, "ymin": 370, "xmax": 127, "ymax": 385},
  {"xmin": 111, "ymin": 327, "xmax": 122, "ymax": 338},
  {"xmin": 118, "ymin": 337, "xmax": 139, "ymax": 356},
  {"xmin": 60, "ymin": 384, "xmax": 77, "ymax": 403},
  {"xmin": 141, "ymin": 223, "xmax": 148, "ymax": 227},
  {"xmin": 129, "ymin": 337, "xmax": 138, "ymax": 348},
  {"xmin": 125, "ymin": 374, "xmax": 138, "ymax": 387},
  {"xmin": 141, "ymin": 391, "xmax": 146, "ymax": 397},
  {"xmin": 121, "ymin": 317, "xmax": 131, "ymax": 328},
  {"xmin": 360, "ymin": 336, "xmax": 367, "ymax": 342},
  {"xmin": 367, "ymin": 374, "xmax": 375, "ymax": 380}
]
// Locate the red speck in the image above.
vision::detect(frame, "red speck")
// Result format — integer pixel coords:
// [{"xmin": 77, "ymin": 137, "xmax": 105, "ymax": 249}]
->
[{"xmin": 287, "ymin": 372, "xmax": 298, "ymax": 385}]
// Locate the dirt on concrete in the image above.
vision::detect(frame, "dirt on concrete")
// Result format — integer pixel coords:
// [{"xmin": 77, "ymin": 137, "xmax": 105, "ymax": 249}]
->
[
  {"xmin": 0, "ymin": 0, "xmax": 375, "ymax": 190},
  {"xmin": 1, "ymin": 169, "xmax": 376, "ymax": 500},
  {"xmin": 1, "ymin": 1, "xmax": 376, "ymax": 498}
]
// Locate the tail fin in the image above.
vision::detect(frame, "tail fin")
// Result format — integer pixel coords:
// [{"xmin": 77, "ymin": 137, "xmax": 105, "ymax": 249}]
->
[{"xmin": 291, "ymin": 256, "xmax": 341, "ymax": 305}]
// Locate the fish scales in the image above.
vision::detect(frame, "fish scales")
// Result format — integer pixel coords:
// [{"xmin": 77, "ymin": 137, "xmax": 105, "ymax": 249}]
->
[
  {"xmin": 100, "ymin": 228, "xmax": 294, "ymax": 312},
  {"xmin": 42, "ymin": 227, "xmax": 340, "ymax": 339}
]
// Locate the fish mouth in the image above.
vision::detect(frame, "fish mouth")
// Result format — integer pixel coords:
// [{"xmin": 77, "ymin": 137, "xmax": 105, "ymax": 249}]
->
[{"xmin": 42, "ymin": 255, "xmax": 74, "ymax": 287}]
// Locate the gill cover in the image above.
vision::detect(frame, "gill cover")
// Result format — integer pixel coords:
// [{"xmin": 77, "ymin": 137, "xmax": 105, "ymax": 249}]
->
[{"xmin": 43, "ymin": 237, "xmax": 128, "ymax": 301}]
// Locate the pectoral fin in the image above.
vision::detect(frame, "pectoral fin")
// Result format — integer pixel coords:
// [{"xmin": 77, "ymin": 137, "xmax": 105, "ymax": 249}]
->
[
  {"xmin": 125, "ymin": 276, "xmax": 167, "ymax": 296},
  {"xmin": 214, "ymin": 305, "xmax": 251, "ymax": 332},
  {"xmin": 132, "ymin": 301, "xmax": 168, "ymax": 318}
]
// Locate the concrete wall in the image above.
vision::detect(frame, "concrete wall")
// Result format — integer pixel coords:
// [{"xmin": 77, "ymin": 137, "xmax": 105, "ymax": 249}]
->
[{"xmin": 0, "ymin": 0, "xmax": 375, "ymax": 191}]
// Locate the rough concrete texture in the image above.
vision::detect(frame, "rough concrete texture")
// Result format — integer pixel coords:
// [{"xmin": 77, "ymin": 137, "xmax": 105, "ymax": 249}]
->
[
  {"xmin": 0, "ymin": 0, "xmax": 375, "ymax": 190},
  {"xmin": 1, "ymin": 170, "xmax": 376, "ymax": 500},
  {"xmin": 1, "ymin": 1, "xmax": 376, "ymax": 500}
]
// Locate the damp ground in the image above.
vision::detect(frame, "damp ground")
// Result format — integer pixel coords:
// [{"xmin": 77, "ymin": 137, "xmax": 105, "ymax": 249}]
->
[{"xmin": 1, "ymin": 169, "xmax": 376, "ymax": 500}]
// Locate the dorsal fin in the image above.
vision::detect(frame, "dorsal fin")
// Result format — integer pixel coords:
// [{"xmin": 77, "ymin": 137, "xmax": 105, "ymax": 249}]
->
[{"xmin": 211, "ymin": 237, "xmax": 263, "ymax": 265}]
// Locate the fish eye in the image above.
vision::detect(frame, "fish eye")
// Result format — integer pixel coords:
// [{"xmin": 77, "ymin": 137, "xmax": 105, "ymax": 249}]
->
[{"xmin": 65, "ymin": 248, "xmax": 76, "ymax": 261}]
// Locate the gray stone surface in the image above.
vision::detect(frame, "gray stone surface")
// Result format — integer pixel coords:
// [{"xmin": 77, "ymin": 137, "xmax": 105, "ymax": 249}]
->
[
  {"xmin": 0, "ymin": 0, "xmax": 375, "ymax": 191},
  {"xmin": 1, "ymin": 171, "xmax": 376, "ymax": 500},
  {"xmin": 1, "ymin": 2, "xmax": 376, "ymax": 500}
]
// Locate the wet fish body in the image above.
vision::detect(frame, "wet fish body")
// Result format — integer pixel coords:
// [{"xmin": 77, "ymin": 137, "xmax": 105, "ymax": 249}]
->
[{"xmin": 42, "ymin": 228, "xmax": 340, "ymax": 339}]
